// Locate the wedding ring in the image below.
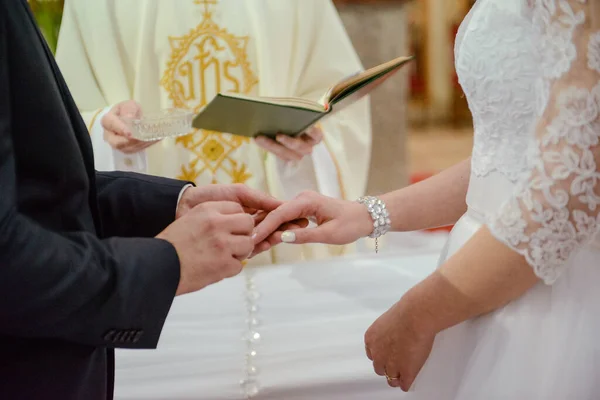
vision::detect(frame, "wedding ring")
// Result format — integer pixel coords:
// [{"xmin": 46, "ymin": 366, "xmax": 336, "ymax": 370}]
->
[{"xmin": 384, "ymin": 367, "xmax": 400, "ymax": 381}]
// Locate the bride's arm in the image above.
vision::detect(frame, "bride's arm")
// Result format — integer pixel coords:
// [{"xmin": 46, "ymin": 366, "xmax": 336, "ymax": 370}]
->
[
  {"xmin": 364, "ymin": 3, "xmax": 600, "ymax": 390},
  {"xmin": 404, "ymin": 0, "xmax": 600, "ymax": 334},
  {"xmin": 380, "ymin": 158, "xmax": 470, "ymax": 232},
  {"xmin": 252, "ymin": 157, "xmax": 471, "ymax": 249},
  {"xmin": 400, "ymin": 226, "xmax": 538, "ymax": 335}
]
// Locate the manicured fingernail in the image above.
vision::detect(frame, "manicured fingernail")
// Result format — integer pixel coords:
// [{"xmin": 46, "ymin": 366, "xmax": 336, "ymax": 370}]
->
[{"xmin": 281, "ymin": 231, "xmax": 296, "ymax": 243}]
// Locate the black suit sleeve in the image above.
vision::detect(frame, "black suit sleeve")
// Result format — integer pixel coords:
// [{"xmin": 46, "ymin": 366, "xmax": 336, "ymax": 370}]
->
[
  {"xmin": 95, "ymin": 171, "xmax": 192, "ymax": 238},
  {"xmin": 0, "ymin": 11, "xmax": 179, "ymax": 349}
]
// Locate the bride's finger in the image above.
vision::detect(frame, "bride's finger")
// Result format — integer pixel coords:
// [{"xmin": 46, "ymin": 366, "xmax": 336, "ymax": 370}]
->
[
  {"xmin": 274, "ymin": 223, "xmax": 333, "ymax": 245},
  {"xmin": 249, "ymin": 220, "xmax": 308, "ymax": 258},
  {"xmin": 253, "ymin": 200, "xmax": 313, "ymax": 243}
]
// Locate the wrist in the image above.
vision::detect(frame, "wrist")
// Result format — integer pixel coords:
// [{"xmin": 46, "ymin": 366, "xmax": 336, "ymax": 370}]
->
[
  {"xmin": 397, "ymin": 284, "xmax": 440, "ymax": 337},
  {"xmin": 175, "ymin": 184, "xmax": 194, "ymax": 219},
  {"xmin": 350, "ymin": 202, "xmax": 378, "ymax": 238},
  {"xmin": 401, "ymin": 270, "xmax": 477, "ymax": 335},
  {"xmin": 356, "ymin": 196, "xmax": 392, "ymax": 238}
]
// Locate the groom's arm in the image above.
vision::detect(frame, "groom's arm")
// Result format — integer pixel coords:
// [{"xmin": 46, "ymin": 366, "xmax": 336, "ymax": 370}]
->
[
  {"xmin": 0, "ymin": 6, "xmax": 179, "ymax": 348},
  {"xmin": 95, "ymin": 171, "xmax": 193, "ymax": 238}
]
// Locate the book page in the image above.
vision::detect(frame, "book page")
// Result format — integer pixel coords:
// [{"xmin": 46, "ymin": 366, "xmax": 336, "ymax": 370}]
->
[
  {"xmin": 326, "ymin": 55, "xmax": 414, "ymax": 104},
  {"xmin": 222, "ymin": 92, "xmax": 326, "ymax": 112}
]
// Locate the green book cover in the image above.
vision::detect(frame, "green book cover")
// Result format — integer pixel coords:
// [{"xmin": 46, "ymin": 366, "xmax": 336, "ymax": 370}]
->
[{"xmin": 192, "ymin": 55, "xmax": 414, "ymax": 138}]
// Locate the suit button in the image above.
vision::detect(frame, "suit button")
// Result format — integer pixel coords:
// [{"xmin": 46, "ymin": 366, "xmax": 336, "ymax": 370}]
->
[
  {"xmin": 124, "ymin": 330, "xmax": 136, "ymax": 342},
  {"xmin": 103, "ymin": 330, "xmax": 116, "ymax": 342},
  {"xmin": 113, "ymin": 330, "xmax": 125, "ymax": 342},
  {"xmin": 132, "ymin": 330, "xmax": 144, "ymax": 344}
]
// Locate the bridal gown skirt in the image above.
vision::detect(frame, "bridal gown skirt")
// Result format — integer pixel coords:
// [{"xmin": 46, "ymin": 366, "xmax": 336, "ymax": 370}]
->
[
  {"xmin": 113, "ymin": 248, "xmax": 439, "ymax": 400},
  {"xmin": 409, "ymin": 210, "xmax": 600, "ymax": 400}
]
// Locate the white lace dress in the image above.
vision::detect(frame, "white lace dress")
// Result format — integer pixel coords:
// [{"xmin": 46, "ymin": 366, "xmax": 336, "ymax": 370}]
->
[{"xmin": 408, "ymin": 0, "xmax": 600, "ymax": 398}]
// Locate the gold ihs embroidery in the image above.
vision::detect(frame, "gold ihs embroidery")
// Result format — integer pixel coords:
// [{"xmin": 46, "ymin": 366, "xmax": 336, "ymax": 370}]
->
[{"xmin": 160, "ymin": 0, "xmax": 259, "ymax": 185}]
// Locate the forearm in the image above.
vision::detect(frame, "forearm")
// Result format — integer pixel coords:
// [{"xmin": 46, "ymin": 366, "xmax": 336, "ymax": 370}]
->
[
  {"xmin": 0, "ymin": 212, "xmax": 180, "ymax": 348},
  {"xmin": 402, "ymin": 226, "xmax": 538, "ymax": 334},
  {"xmin": 379, "ymin": 158, "xmax": 471, "ymax": 232}
]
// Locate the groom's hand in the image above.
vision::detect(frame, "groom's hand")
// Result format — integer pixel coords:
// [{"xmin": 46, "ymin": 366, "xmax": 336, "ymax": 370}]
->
[
  {"xmin": 176, "ymin": 184, "xmax": 283, "ymax": 220},
  {"xmin": 158, "ymin": 201, "xmax": 257, "ymax": 296},
  {"xmin": 250, "ymin": 191, "xmax": 373, "ymax": 256}
]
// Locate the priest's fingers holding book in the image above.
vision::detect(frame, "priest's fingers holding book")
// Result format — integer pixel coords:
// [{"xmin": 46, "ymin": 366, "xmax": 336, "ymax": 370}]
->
[
  {"xmin": 254, "ymin": 125, "xmax": 324, "ymax": 162},
  {"xmin": 253, "ymin": 191, "xmax": 374, "ymax": 248},
  {"xmin": 101, "ymin": 100, "xmax": 161, "ymax": 154}
]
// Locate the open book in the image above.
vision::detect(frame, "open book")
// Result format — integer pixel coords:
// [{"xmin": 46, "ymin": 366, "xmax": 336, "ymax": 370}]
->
[{"xmin": 191, "ymin": 55, "xmax": 414, "ymax": 138}]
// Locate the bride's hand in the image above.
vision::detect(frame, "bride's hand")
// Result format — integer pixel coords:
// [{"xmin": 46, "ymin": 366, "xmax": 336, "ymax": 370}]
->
[
  {"xmin": 251, "ymin": 191, "xmax": 374, "ymax": 254},
  {"xmin": 365, "ymin": 297, "xmax": 436, "ymax": 391}
]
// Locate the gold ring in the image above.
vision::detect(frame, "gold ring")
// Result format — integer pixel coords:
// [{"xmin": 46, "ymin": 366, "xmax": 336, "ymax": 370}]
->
[{"xmin": 384, "ymin": 367, "xmax": 400, "ymax": 381}]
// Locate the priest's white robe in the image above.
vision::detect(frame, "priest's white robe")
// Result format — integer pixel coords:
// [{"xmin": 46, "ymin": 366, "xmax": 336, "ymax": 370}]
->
[{"xmin": 55, "ymin": 0, "xmax": 372, "ymax": 266}]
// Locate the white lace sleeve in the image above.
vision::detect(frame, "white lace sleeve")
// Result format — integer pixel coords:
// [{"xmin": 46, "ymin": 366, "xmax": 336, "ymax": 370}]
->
[{"xmin": 488, "ymin": 0, "xmax": 600, "ymax": 284}]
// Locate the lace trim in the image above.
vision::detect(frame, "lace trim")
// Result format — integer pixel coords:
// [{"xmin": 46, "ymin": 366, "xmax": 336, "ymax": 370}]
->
[{"xmin": 489, "ymin": 0, "xmax": 600, "ymax": 284}]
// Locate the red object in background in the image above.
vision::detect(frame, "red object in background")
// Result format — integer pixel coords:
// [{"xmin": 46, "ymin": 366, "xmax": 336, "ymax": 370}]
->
[{"xmin": 409, "ymin": 172, "xmax": 454, "ymax": 233}]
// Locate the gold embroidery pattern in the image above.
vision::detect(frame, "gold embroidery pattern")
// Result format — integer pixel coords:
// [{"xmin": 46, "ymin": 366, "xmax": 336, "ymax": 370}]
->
[{"xmin": 160, "ymin": 0, "xmax": 259, "ymax": 185}]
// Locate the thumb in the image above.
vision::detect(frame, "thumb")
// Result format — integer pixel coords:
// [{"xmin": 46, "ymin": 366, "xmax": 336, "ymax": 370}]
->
[{"xmin": 119, "ymin": 100, "xmax": 142, "ymax": 119}]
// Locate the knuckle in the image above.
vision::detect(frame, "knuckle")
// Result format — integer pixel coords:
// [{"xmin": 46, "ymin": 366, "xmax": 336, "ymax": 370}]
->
[
  {"xmin": 364, "ymin": 331, "xmax": 373, "ymax": 346},
  {"xmin": 245, "ymin": 214, "xmax": 255, "ymax": 228},
  {"xmin": 202, "ymin": 213, "xmax": 220, "ymax": 231},
  {"xmin": 297, "ymin": 190, "xmax": 315, "ymax": 200},
  {"xmin": 210, "ymin": 234, "xmax": 227, "ymax": 252},
  {"xmin": 300, "ymin": 146, "xmax": 312, "ymax": 156},
  {"xmin": 232, "ymin": 183, "xmax": 247, "ymax": 192},
  {"xmin": 232, "ymin": 202, "xmax": 244, "ymax": 213}
]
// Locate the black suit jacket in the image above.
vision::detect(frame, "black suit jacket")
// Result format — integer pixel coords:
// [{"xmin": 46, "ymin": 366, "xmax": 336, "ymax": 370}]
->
[{"xmin": 0, "ymin": 1, "xmax": 185, "ymax": 398}]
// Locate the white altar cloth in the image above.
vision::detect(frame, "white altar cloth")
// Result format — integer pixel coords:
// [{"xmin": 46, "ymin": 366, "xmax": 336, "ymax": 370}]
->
[{"xmin": 114, "ymin": 249, "xmax": 440, "ymax": 399}]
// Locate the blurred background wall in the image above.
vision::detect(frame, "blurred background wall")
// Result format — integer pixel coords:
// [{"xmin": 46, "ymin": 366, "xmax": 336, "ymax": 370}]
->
[{"xmin": 334, "ymin": 0, "xmax": 475, "ymax": 195}]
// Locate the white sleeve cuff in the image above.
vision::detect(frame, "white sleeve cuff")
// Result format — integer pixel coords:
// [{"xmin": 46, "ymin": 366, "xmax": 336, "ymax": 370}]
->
[
  {"xmin": 90, "ymin": 105, "xmax": 147, "ymax": 173},
  {"xmin": 273, "ymin": 141, "xmax": 342, "ymax": 200},
  {"xmin": 311, "ymin": 141, "xmax": 342, "ymax": 199},
  {"xmin": 176, "ymin": 184, "xmax": 194, "ymax": 211}
]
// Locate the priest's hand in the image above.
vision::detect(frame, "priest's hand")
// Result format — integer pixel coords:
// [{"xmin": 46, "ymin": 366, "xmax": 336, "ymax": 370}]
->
[
  {"xmin": 101, "ymin": 100, "xmax": 161, "ymax": 154},
  {"xmin": 254, "ymin": 125, "xmax": 323, "ymax": 162}
]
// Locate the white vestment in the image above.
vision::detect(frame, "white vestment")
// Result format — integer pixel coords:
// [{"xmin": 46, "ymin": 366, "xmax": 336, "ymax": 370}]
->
[{"xmin": 56, "ymin": 0, "xmax": 372, "ymax": 266}]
